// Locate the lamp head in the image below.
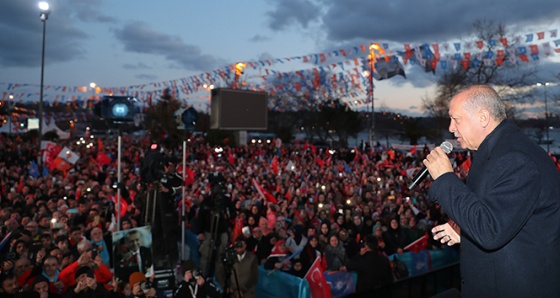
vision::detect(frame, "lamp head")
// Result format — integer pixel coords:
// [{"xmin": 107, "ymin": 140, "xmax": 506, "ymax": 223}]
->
[{"xmin": 39, "ymin": 2, "xmax": 50, "ymax": 20}]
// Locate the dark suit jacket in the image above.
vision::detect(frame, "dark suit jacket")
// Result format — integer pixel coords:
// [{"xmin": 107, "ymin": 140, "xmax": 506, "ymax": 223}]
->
[
  {"xmin": 230, "ymin": 251, "xmax": 259, "ymax": 298},
  {"xmin": 114, "ymin": 246, "xmax": 153, "ymax": 282},
  {"xmin": 345, "ymin": 251, "xmax": 393, "ymax": 295},
  {"xmin": 429, "ymin": 120, "xmax": 560, "ymax": 297}
]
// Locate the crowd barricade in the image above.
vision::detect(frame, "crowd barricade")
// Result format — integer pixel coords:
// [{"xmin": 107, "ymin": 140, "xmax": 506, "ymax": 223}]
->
[
  {"xmin": 255, "ymin": 247, "xmax": 459, "ymax": 298},
  {"xmin": 255, "ymin": 266, "xmax": 310, "ymax": 297}
]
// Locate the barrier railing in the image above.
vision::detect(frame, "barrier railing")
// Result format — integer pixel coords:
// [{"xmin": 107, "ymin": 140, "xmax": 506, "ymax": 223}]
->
[{"xmin": 255, "ymin": 247, "xmax": 460, "ymax": 298}]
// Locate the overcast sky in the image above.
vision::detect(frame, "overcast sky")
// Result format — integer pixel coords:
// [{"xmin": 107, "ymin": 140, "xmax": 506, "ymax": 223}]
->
[{"xmin": 1, "ymin": 0, "xmax": 559, "ymax": 117}]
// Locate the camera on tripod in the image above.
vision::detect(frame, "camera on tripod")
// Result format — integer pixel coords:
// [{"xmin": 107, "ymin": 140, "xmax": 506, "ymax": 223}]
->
[
  {"xmin": 208, "ymin": 172, "xmax": 228, "ymax": 211},
  {"xmin": 140, "ymin": 144, "xmax": 168, "ymax": 185},
  {"xmin": 222, "ymin": 246, "xmax": 237, "ymax": 266}
]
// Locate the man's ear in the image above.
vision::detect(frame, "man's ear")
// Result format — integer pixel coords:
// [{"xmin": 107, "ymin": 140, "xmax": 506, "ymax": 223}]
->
[{"xmin": 479, "ymin": 108, "xmax": 490, "ymax": 128}]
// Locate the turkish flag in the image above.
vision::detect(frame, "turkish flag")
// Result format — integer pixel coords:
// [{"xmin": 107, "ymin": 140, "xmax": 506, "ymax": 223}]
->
[
  {"xmin": 252, "ymin": 178, "xmax": 277, "ymax": 204},
  {"xmin": 42, "ymin": 141, "xmax": 62, "ymax": 171},
  {"xmin": 305, "ymin": 256, "xmax": 332, "ymax": 298},
  {"xmin": 404, "ymin": 232, "xmax": 429, "ymax": 253}
]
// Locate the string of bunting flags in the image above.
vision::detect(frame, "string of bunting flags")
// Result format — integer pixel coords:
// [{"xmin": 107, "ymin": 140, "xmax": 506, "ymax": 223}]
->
[{"xmin": 1, "ymin": 27, "xmax": 559, "ymax": 118}]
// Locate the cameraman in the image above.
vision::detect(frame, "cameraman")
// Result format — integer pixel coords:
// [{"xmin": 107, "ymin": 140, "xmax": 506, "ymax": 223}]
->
[
  {"xmin": 228, "ymin": 238, "xmax": 258, "ymax": 298},
  {"xmin": 153, "ymin": 156, "xmax": 183, "ymax": 268},
  {"xmin": 197, "ymin": 172, "xmax": 234, "ymax": 288},
  {"xmin": 174, "ymin": 260, "xmax": 220, "ymax": 298}
]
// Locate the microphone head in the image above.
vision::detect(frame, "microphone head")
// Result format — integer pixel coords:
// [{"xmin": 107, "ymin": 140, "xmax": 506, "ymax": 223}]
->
[{"xmin": 441, "ymin": 141, "xmax": 453, "ymax": 154}]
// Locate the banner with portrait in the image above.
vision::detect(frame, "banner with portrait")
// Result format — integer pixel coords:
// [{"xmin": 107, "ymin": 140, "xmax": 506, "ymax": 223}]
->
[{"xmin": 112, "ymin": 226, "xmax": 154, "ymax": 283}]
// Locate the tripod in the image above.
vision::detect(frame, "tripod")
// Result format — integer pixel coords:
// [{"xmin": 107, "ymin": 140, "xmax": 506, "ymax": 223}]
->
[
  {"xmin": 144, "ymin": 183, "xmax": 158, "ymax": 227},
  {"xmin": 205, "ymin": 210, "xmax": 220, "ymax": 276},
  {"xmin": 223, "ymin": 258, "xmax": 242, "ymax": 298},
  {"xmin": 145, "ymin": 182, "xmax": 179, "ymax": 268},
  {"xmin": 200, "ymin": 206, "xmax": 230, "ymax": 291}
]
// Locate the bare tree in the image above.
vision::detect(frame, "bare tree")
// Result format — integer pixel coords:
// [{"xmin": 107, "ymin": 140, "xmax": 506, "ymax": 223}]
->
[{"xmin": 422, "ymin": 20, "xmax": 538, "ymax": 120}]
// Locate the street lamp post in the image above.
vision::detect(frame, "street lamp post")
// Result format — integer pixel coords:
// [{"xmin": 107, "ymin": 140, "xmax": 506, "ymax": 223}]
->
[
  {"xmin": 90, "ymin": 82, "xmax": 97, "ymax": 100},
  {"xmin": 536, "ymin": 82, "xmax": 551, "ymax": 153},
  {"xmin": 8, "ymin": 94, "xmax": 14, "ymax": 133},
  {"xmin": 368, "ymin": 43, "xmax": 379, "ymax": 149},
  {"xmin": 38, "ymin": 1, "xmax": 50, "ymax": 165},
  {"xmin": 234, "ymin": 62, "xmax": 246, "ymax": 89}
]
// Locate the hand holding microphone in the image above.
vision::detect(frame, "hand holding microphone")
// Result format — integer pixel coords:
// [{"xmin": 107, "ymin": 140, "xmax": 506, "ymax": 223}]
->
[{"xmin": 408, "ymin": 141, "xmax": 453, "ymax": 189}]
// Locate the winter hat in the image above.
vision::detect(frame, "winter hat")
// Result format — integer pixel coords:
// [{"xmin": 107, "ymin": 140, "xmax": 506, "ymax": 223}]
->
[
  {"xmin": 180, "ymin": 259, "xmax": 197, "ymax": 272},
  {"xmin": 129, "ymin": 271, "xmax": 146, "ymax": 287},
  {"xmin": 75, "ymin": 266, "xmax": 94, "ymax": 279},
  {"xmin": 32, "ymin": 275, "xmax": 49, "ymax": 287}
]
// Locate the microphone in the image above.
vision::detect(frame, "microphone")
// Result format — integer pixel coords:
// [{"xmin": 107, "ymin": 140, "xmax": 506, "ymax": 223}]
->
[{"xmin": 408, "ymin": 141, "xmax": 453, "ymax": 189}]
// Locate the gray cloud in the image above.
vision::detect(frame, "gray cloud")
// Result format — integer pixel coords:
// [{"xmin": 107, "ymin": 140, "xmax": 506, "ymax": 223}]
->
[
  {"xmin": 266, "ymin": 0, "xmax": 322, "ymax": 31},
  {"xmin": 64, "ymin": 0, "xmax": 117, "ymax": 23},
  {"xmin": 113, "ymin": 21, "xmax": 226, "ymax": 71},
  {"xmin": 122, "ymin": 62, "xmax": 151, "ymax": 70},
  {"xmin": 249, "ymin": 34, "xmax": 271, "ymax": 42},
  {"xmin": 322, "ymin": 0, "xmax": 560, "ymax": 44},
  {"xmin": 263, "ymin": 0, "xmax": 560, "ymax": 44},
  {"xmin": 135, "ymin": 73, "xmax": 158, "ymax": 80}
]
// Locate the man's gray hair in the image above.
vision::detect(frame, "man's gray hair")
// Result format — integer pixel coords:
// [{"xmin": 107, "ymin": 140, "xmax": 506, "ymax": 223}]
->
[
  {"xmin": 459, "ymin": 85, "xmax": 507, "ymax": 121},
  {"xmin": 77, "ymin": 239, "xmax": 91, "ymax": 253}
]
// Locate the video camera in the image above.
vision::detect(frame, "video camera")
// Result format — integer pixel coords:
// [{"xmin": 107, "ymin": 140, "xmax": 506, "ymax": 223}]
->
[
  {"xmin": 140, "ymin": 144, "xmax": 168, "ymax": 184},
  {"xmin": 192, "ymin": 269, "xmax": 204, "ymax": 279},
  {"xmin": 140, "ymin": 280, "xmax": 153, "ymax": 293},
  {"xmin": 208, "ymin": 172, "xmax": 228, "ymax": 210},
  {"xmin": 222, "ymin": 246, "xmax": 237, "ymax": 266}
]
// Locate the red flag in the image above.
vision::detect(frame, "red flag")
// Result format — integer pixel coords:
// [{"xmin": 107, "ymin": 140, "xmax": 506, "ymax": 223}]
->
[
  {"xmin": 404, "ymin": 232, "xmax": 429, "ymax": 253},
  {"xmin": 271, "ymin": 156, "xmax": 279, "ymax": 174},
  {"xmin": 353, "ymin": 147, "xmax": 361, "ymax": 162},
  {"xmin": 316, "ymin": 157, "xmax": 324, "ymax": 168},
  {"xmin": 42, "ymin": 142, "xmax": 62, "ymax": 171},
  {"xmin": 460, "ymin": 155, "xmax": 472, "ymax": 173},
  {"xmin": 325, "ymin": 155, "xmax": 332, "ymax": 166},
  {"xmin": 409, "ymin": 145, "xmax": 417, "ymax": 155},
  {"xmin": 108, "ymin": 194, "xmax": 128, "ymax": 218},
  {"xmin": 17, "ymin": 178, "xmax": 24, "ymax": 193},
  {"xmin": 387, "ymin": 148, "xmax": 395, "ymax": 160},
  {"xmin": 96, "ymin": 152, "xmax": 112, "ymax": 166},
  {"xmin": 232, "ymin": 217, "xmax": 244, "ymax": 242},
  {"xmin": 97, "ymin": 138, "xmax": 103, "ymax": 151},
  {"xmin": 177, "ymin": 165, "xmax": 196, "ymax": 186},
  {"xmin": 252, "ymin": 178, "xmax": 277, "ymax": 204},
  {"xmin": 305, "ymin": 256, "xmax": 332, "ymax": 298},
  {"xmin": 228, "ymin": 151, "xmax": 235, "ymax": 165}
]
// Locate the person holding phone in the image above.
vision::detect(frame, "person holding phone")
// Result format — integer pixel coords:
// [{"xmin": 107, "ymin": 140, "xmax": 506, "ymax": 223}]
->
[
  {"xmin": 89, "ymin": 228, "xmax": 111, "ymax": 268},
  {"xmin": 59, "ymin": 240, "xmax": 113, "ymax": 291}
]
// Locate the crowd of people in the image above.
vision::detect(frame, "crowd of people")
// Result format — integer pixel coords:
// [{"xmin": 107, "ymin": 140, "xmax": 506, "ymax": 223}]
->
[{"xmin": 0, "ymin": 126, "xmax": 558, "ymax": 297}]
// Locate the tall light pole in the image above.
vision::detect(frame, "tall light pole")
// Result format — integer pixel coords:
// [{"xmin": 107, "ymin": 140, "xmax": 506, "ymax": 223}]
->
[
  {"xmin": 8, "ymin": 94, "xmax": 14, "ymax": 133},
  {"xmin": 234, "ymin": 62, "xmax": 246, "ymax": 89},
  {"xmin": 368, "ymin": 43, "xmax": 380, "ymax": 148},
  {"xmin": 38, "ymin": 1, "xmax": 50, "ymax": 164},
  {"xmin": 536, "ymin": 82, "xmax": 551, "ymax": 153},
  {"xmin": 90, "ymin": 82, "xmax": 97, "ymax": 100}
]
